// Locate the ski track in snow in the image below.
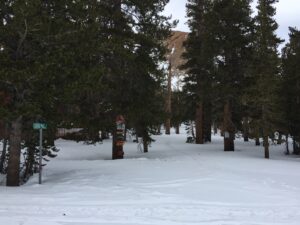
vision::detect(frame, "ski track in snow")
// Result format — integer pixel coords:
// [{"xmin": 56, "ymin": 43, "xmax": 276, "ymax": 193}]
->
[{"xmin": 1, "ymin": 129, "xmax": 300, "ymax": 225}]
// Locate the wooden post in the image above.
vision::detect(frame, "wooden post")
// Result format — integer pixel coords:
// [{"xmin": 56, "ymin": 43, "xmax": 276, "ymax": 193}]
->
[{"xmin": 112, "ymin": 115, "xmax": 125, "ymax": 160}]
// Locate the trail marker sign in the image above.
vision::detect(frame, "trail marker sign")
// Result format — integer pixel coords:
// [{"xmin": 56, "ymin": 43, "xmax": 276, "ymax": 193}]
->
[{"xmin": 33, "ymin": 123, "xmax": 47, "ymax": 130}]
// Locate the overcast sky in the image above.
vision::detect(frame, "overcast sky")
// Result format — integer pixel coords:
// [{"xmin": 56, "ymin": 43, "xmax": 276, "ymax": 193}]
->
[{"xmin": 164, "ymin": 0, "xmax": 300, "ymax": 44}]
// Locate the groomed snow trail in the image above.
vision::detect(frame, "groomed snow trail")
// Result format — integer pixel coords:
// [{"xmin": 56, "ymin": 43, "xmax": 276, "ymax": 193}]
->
[{"xmin": 1, "ymin": 130, "xmax": 300, "ymax": 225}]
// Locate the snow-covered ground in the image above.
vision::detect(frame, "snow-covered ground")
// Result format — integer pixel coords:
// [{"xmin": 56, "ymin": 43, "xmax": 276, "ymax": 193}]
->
[{"xmin": 1, "ymin": 129, "xmax": 300, "ymax": 225}]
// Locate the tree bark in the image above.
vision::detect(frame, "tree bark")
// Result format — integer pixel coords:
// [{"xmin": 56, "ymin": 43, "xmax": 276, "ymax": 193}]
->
[
  {"xmin": 195, "ymin": 102, "xmax": 204, "ymax": 144},
  {"xmin": 165, "ymin": 63, "xmax": 172, "ymax": 135},
  {"xmin": 0, "ymin": 139, "xmax": 8, "ymax": 173},
  {"xmin": 0, "ymin": 123, "xmax": 8, "ymax": 173},
  {"xmin": 285, "ymin": 134, "xmax": 289, "ymax": 155},
  {"xmin": 204, "ymin": 104, "xmax": 211, "ymax": 142},
  {"xmin": 293, "ymin": 137, "xmax": 300, "ymax": 155},
  {"xmin": 262, "ymin": 105, "xmax": 269, "ymax": 158},
  {"xmin": 213, "ymin": 122, "xmax": 218, "ymax": 135},
  {"xmin": 157, "ymin": 125, "xmax": 161, "ymax": 135},
  {"xmin": 255, "ymin": 137, "xmax": 260, "ymax": 146},
  {"xmin": 7, "ymin": 116, "xmax": 22, "ymax": 186},
  {"xmin": 101, "ymin": 130, "xmax": 109, "ymax": 140},
  {"xmin": 243, "ymin": 117, "xmax": 249, "ymax": 142},
  {"xmin": 143, "ymin": 136, "xmax": 148, "ymax": 153},
  {"xmin": 263, "ymin": 135, "xmax": 269, "ymax": 159},
  {"xmin": 175, "ymin": 124, "xmax": 180, "ymax": 134},
  {"xmin": 223, "ymin": 101, "xmax": 234, "ymax": 151}
]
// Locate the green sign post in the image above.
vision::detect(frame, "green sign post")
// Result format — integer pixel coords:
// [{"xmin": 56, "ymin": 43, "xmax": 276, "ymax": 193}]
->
[
  {"xmin": 33, "ymin": 123, "xmax": 47, "ymax": 184},
  {"xmin": 33, "ymin": 123, "xmax": 47, "ymax": 130}
]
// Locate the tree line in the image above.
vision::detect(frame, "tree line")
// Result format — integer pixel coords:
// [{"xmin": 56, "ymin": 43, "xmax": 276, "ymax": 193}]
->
[
  {"xmin": 0, "ymin": 0, "xmax": 173, "ymax": 186},
  {"xmin": 0, "ymin": 0, "xmax": 299, "ymax": 187},
  {"xmin": 174, "ymin": 0, "xmax": 300, "ymax": 158}
]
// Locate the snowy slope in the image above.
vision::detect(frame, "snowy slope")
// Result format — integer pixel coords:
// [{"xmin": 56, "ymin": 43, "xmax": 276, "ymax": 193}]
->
[{"xmin": 1, "ymin": 129, "xmax": 300, "ymax": 225}]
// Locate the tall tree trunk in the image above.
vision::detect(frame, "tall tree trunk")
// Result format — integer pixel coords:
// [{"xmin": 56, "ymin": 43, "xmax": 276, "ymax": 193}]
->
[
  {"xmin": 7, "ymin": 116, "xmax": 22, "ymax": 186},
  {"xmin": 0, "ymin": 139, "xmax": 8, "ymax": 173},
  {"xmin": 157, "ymin": 125, "xmax": 161, "ymax": 135},
  {"xmin": 263, "ymin": 135, "xmax": 269, "ymax": 159},
  {"xmin": 243, "ymin": 117, "xmax": 249, "ymax": 142},
  {"xmin": 255, "ymin": 136, "xmax": 260, "ymax": 146},
  {"xmin": 204, "ymin": 103, "xmax": 212, "ymax": 142},
  {"xmin": 223, "ymin": 101, "xmax": 234, "ymax": 151},
  {"xmin": 0, "ymin": 123, "xmax": 8, "ymax": 173},
  {"xmin": 165, "ymin": 63, "xmax": 172, "ymax": 135},
  {"xmin": 262, "ymin": 105, "xmax": 269, "ymax": 158},
  {"xmin": 213, "ymin": 122, "xmax": 218, "ymax": 135},
  {"xmin": 285, "ymin": 134, "xmax": 289, "ymax": 155},
  {"xmin": 165, "ymin": 120, "xmax": 171, "ymax": 135},
  {"xmin": 293, "ymin": 137, "xmax": 300, "ymax": 155},
  {"xmin": 101, "ymin": 130, "xmax": 109, "ymax": 140},
  {"xmin": 205, "ymin": 122, "xmax": 212, "ymax": 142},
  {"xmin": 143, "ymin": 136, "xmax": 148, "ymax": 153},
  {"xmin": 175, "ymin": 124, "xmax": 180, "ymax": 134},
  {"xmin": 195, "ymin": 102, "xmax": 204, "ymax": 144}
]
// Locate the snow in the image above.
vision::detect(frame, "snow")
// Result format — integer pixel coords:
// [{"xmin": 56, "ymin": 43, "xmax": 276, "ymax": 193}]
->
[{"xmin": 1, "ymin": 129, "xmax": 300, "ymax": 225}]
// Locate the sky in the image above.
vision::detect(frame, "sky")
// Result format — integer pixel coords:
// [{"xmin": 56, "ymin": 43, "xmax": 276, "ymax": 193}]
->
[{"xmin": 164, "ymin": 0, "xmax": 300, "ymax": 45}]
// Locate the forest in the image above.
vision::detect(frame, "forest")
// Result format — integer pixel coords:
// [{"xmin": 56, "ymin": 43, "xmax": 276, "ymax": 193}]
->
[{"xmin": 0, "ymin": 0, "xmax": 300, "ymax": 188}]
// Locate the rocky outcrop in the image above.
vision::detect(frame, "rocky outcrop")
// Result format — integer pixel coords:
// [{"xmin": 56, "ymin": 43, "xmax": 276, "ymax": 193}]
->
[{"xmin": 165, "ymin": 31, "xmax": 188, "ymax": 73}]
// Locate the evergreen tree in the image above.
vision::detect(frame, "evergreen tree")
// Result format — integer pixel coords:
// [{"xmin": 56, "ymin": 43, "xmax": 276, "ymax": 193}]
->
[
  {"xmin": 122, "ymin": 0, "xmax": 172, "ymax": 152},
  {"xmin": 0, "ymin": 0, "xmax": 109, "ymax": 184},
  {"xmin": 211, "ymin": 0, "xmax": 253, "ymax": 151},
  {"xmin": 282, "ymin": 27, "xmax": 300, "ymax": 154},
  {"xmin": 250, "ymin": 0, "xmax": 283, "ymax": 158},
  {"xmin": 0, "ymin": 0, "xmax": 58, "ymax": 186},
  {"xmin": 182, "ymin": 0, "xmax": 215, "ymax": 144},
  {"xmin": 97, "ymin": 0, "xmax": 172, "ymax": 157}
]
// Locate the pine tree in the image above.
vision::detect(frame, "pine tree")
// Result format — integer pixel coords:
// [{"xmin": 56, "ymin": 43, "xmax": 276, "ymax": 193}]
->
[
  {"xmin": 182, "ymin": 0, "xmax": 215, "ymax": 144},
  {"xmin": 0, "ymin": 0, "xmax": 55, "ymax": 186},
  {"xmin": 251, "ymin": 0, "xmax": 283, "ymax": 158},
  {"xmin": 96, "ymin": 0, "xmax": 172, "ymax": 157},
  {"xmin": 282, "ymin": 27, "xmax": 300, "ymax": 154},
  {"xmin": 123, "ymin": 0, "xmax": 172, "ymax": 152},
  {"xmin": 1, "ymin": 0, "xmax": 109, "ymax": 184},
  {"xmin": 212, "ymin": 0, "xmax": 254, "ymax": 151}
]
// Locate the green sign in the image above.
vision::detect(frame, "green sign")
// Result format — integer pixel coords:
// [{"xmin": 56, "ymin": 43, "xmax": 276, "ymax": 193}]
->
[{"xmin": 33, "ymin": 123, "xmax": 47, "ymax": 130}]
